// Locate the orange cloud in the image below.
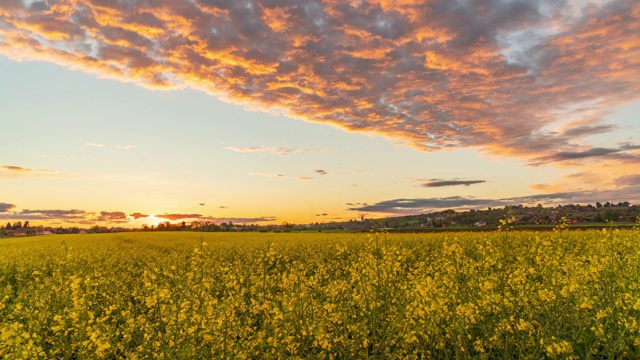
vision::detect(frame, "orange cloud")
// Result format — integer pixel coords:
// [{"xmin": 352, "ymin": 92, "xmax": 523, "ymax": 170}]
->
[{"xmin": 1, "ymin": 0, "xmax": 638, "ymax": 168}]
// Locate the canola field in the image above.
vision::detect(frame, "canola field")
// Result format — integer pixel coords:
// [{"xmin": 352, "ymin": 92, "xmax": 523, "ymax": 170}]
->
[{"xmin": 1, "ymin": 229, "xmax": 639, "ymax": 359}]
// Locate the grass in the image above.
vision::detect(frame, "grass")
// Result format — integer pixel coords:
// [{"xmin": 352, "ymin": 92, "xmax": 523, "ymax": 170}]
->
[{"xmin": 1, "ymin": 230, "xmax": 639, "ymax": 359}]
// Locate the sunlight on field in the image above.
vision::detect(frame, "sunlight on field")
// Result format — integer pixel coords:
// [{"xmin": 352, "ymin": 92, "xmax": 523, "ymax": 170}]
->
[{"xmin": 1, "ymin": 230, "xmax": 640, "ymax": 358}]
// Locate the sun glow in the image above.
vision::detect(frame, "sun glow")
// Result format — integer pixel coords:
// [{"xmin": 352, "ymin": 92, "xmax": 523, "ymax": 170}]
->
[{"xmin": 143, "ymin": 215, "xmax": 165, "ymax": 227}]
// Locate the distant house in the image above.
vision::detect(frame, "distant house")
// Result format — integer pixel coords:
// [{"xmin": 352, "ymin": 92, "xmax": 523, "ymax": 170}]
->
[
  {"xmin": 474, "ymin": 221, "xmax": 487, "ymax": 227},
  {"xmin": 36, "ymin": 230, "xmax": 54, "ymax": 236}
]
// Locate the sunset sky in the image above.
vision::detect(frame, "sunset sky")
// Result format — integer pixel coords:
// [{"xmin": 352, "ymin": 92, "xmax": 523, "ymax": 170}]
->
[{"xmin": 1, "ymin": 0, "xmax": 639, "ymax": 228}]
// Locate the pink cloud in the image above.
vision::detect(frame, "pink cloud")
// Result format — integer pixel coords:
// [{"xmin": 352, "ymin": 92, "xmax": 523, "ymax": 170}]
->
[{"xmin": 0, "ymin": 0, "xmax": 638, "ymax": 167}]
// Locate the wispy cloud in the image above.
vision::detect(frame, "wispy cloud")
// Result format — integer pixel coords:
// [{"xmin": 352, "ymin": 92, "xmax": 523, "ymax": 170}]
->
[
  {"xmin": 349, "ymin": 183, "xmax": 640, "ymax": 215},
  {"xmin": 0, "ymin": 207, "xmax": 147, "ymax": 225},
  {"xmin": 130, "ymin": 212, "xmax": 149, "ymax": 219},
  {"xmin": 156, "ymin": 213, "xmax": 203, "ymax": 221},
  {"xmin": 1, "ymin": 165, "xmax": 58, "ymax": 178},
  {"xmin": 115, "ymin": 145, "xmax": 136, "ymax": 150},
  {"xmin": 315, "ymin": 169, "xmax": 329, "ymax": 175},
  {"xmin": 199, "ymin": 216, "xmax": 276, "ymax": 224},
  {"xmin": 226, "ymin": 146, "xmax": 325, "ymax": 156},
  {"xmin": 97, "ymin": 211, "xmax": 128, "ymax": 222},
  {"xmin": 0, "ymin": 203, "xmax": 16, "ymax": 213},
  {"xmin": 419, "ymin": 179, "xmax": 487, "ymax": 188},
  {"xmin": 3, "ymin": 1, "xmax": 636, "ymax": 166},
  {"xmin": 249, "ymin": 172, "xmax": 286, "ymax": 178},
  {"xmin": 87, "ymin": 143, "xmax": 136, "ymax": 150},
  {"xmin": 615, "ymin": 174, "xmax": 640, "ymax": 187},
  {"xmin": 250, "ymin": 172, "xmax": 315, "ymax": 181},
  {"xmin": 0, "ymin": 205, "xmax": 275, "ymax": 226},
  {"xmin": 528, "ymin": 144, "xmax": 640, "ymax": 166},
  {"xmin": 0, "ymin": 208, "xmax": 89, "ymax": 222}
]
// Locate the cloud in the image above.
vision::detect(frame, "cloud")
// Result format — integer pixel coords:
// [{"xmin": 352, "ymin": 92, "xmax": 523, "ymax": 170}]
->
[
  {"xmin": 615, "ymin": 174, "xmax": 640, "ymax": 187},
  {"xmin": 0, "ymin": 208, "xmax": 89, "ymax": 221},
  {"xmin": 115, "ymin": 145, "xmax": 136, "ymax": 150},
  {"xmin": 564, "ymin": 171, "xmax": 609, "ymax": 185},
  {"xmin": 0, "ymin": 203, "xmax": 16, "ymax": 213},
  {"xmin": 1, "ymin": 165, "xmax": 58, "ymax": 178},
  {"xmin": 561, "ymin": 124, "xmax": 618, "ymax": 138},
  {"xmin": 349, "ymin": 186, "xmax": 640, "ymax": 214},
  {"xmin": 0, "ymin": 205, "xmax": 275, "ymax": 226},
  {"xmin": 87, "ymin": 143, "xmax": 136, "ymax": 150},
  {"xmin": 226, "ymin": 146, "xmax": 325, "ymax": 156},
  {"xmin": 315, "ymin": 169, "xmax": 329, "ymax": 175},
  {"xmin": 349, "ymin": 197, "xmax": 498, "ymax": 214},
  {"xmin": 20, "ymin": 209, "xmax": 87, "ymax": 217},
  {"xmin": 249, "ymin": 172, "xmax": 286, "ymax": 178},
  {"xmin": 420, "ymin": 179, "xmax": 486, "ymax": 187},
  {"xmin": 97, "ymin": 211, "xmax": 128, "ymax": 222},
  {"xmin": 529, "ymin": 144, "xmax": 640, "ymax": 166},
  {"xmin": 219, "ymin": 206, "xmax": 228, "ymax": 209},
  {"xmin": 130, "ymin": 212, "xmax": 149, "ymax": 219},
  {"xmin": 156, "ymin": 213, "xmax": 203, "ymax": 221},
  {"xmin": 250, "ymin": 172, "xmax": 312, "ymax": 180},
  {"xmin": 3, "ymin": 1, "xmax": 637, "ymax": 167},
  {"xmin": 86, "ymin": 143, "xmax": 107, "ymax": 148},
  {"xmin": 199, "ymin": 216, "xmax": 276, "ymax": 224}
]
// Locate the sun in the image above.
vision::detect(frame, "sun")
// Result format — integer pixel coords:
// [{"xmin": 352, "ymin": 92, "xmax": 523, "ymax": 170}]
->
[{"xmin": 142, "ymin": 215, "xmax": 166, "ymax": 227}]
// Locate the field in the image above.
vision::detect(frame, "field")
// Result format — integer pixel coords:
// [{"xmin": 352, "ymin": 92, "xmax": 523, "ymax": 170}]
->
[{"xmin": 1, "ymin": 229, "xmax": 639, "ymax": 359}]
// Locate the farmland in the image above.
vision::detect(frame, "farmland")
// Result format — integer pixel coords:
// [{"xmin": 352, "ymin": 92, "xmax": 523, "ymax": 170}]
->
[{"xmin": 1, "ymin": 229, "xmax": 639, "ymax": 359}]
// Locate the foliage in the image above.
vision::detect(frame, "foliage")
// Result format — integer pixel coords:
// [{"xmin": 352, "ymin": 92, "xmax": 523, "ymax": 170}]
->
[{"xmin": 1, "ymin": 231, "xmax": 640, "ymax": 359}]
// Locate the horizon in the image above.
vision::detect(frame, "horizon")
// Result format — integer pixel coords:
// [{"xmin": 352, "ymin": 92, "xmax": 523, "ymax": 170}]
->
[{"xmin": 2, "ymin": 0, "xmax": 640, "ymax": 229}]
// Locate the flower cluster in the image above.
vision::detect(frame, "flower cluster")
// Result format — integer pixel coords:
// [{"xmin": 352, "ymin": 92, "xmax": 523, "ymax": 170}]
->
[{"xmin": 1, "ymin": 229, "xmax": 639, "ymax": 358}]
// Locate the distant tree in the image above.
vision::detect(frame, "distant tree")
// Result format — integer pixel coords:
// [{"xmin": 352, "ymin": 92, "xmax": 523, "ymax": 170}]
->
[
  {"xmin": 23, "ymin": 221, "xmax": 30, "ymax": 229},
  {"xmin": 13, "ymin": 221, "xmax": 22, "ymax": 229},
  {"xmin": 4, "ymin": 222, "xmax": 9, "ymax": 230},
  {"xmin": 191, "ymin": 221, "xmax": 202, "ymax": 231},
  {"xmin": 596, "ymin": 202, "xmax": 603, "ymax": 208},
  {"xmin": 601, "ymin": 210, "xmax": 620, "ymax": 222}
]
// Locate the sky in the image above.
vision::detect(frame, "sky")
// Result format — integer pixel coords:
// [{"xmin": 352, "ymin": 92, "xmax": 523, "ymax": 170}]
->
[{"xmin": 1, "ymin": 0, "xmax": 639, "ymax": 228}]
